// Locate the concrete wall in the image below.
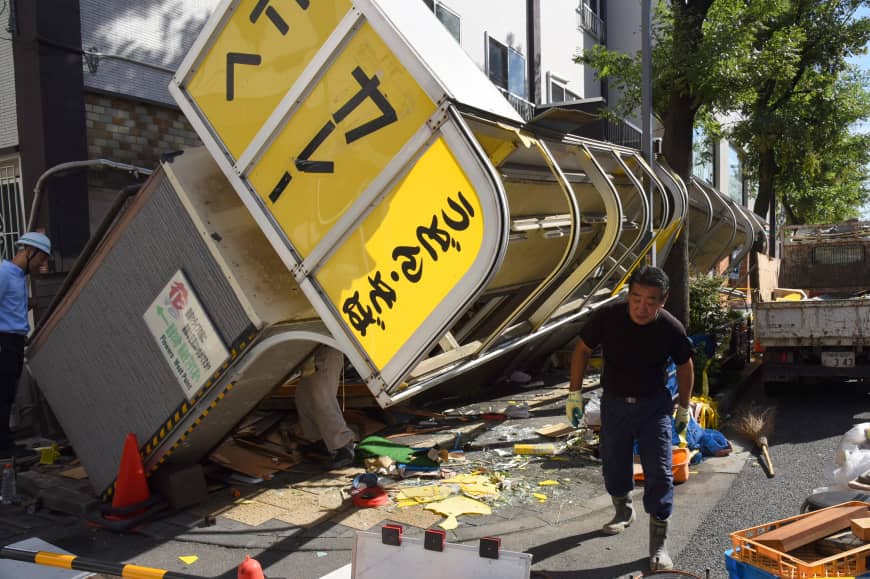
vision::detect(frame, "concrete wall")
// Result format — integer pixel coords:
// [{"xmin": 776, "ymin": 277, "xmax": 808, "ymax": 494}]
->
[
  {"xmin": 84, "ymin": 92, "xmax": 201, "ymax": 233},
  {"xmin": 0, "ymin": 37, "xmax": 17, "ymax": 150},
  {"xmin": 441, "ymin": 0, "xmax": 527, "ymax": 82},
  {"xmin": 84, "ymin": 93, "xmax": 200, "ymax": 168},
  {"xmin": 604, "ymin": 0, "xmax": 641, "ymax": 126},
  {"xmin": 538, "ymin": 0, "xmax": 589, "ymax": 101}
]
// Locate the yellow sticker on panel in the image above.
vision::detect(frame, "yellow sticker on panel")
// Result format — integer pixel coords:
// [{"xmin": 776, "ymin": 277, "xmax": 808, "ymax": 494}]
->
[
  {"xmin": 186, "ymin": 0, "xmax": 351, "ymax": 160},
  {"xmin": 246, "ymin": 22, "xmax": 436, "ymax": 258},
  {"xmin": 318, "ymin": 138, "xmax": 484, "ymax": 369}
]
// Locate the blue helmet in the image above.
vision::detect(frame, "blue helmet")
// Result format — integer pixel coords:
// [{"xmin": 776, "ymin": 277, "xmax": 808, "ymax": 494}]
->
[{"xmin": 16, "ymin": 232, "xmax": 51, "ymax": 255}]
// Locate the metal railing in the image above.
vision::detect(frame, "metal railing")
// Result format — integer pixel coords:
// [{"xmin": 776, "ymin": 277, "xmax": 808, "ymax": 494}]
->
[
  {"xmin": 604, "ymin": 118, "xmax": 642, "ymax": 149},
  {"xmin": 577, "ymin": 2, "xmax": 605, "ymax": 42},
  {"xmin": 496, "ymin": 86, "xmax": 536, "ymax": 121},
  {"xmin": 0, "ymin": 162, "xmax": 25, "ymax": 261}
]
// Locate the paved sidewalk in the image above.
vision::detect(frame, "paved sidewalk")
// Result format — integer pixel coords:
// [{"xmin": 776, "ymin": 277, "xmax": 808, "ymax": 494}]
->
[{"xmin": 0, "ymin": 366, "xmax": 757, "ymax": 578}]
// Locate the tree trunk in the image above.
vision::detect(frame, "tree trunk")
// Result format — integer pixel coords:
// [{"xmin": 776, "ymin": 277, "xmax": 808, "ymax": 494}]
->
[
  {"xmin": 753, "ymin": 146, "xmax": 776, "ymax": 257},
  {"xmin": 660, "ymin": 91, "xmax": 695, "ymax": 327}
]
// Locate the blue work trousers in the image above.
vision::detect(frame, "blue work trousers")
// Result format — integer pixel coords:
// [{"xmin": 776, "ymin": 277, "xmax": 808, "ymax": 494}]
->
[{"xmin": 600, "ymin": 388, "xmax": 674, "ymax": 520}]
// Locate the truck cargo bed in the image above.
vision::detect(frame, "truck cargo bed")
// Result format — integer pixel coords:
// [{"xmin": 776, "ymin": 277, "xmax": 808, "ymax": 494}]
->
[{"xmin": 755, "ymin": 298, "xmax": 870, "ymax": 347}]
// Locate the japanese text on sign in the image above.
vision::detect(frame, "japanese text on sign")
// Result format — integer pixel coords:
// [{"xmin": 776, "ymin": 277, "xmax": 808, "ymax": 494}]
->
[
  {"xmin": 185, "ymin": 0, "xmax": 351, "ymax": 159},
  {"xmin": 342, "ymin": 191, "xmax": 477, "ymax": 336},
  {"xmin": 143, "ymin": 271, "xmax": 229, "ymax": 401},
  {"xmin": 319, "ymin": 138, "xmax": 485, "ymax": 369},
  {"xmin": 247, "ymin": 22, "xmax": 435, "ymax": 257}
]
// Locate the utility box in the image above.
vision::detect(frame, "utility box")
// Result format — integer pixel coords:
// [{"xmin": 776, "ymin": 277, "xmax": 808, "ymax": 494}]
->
[{"xmin": 28, "ymin": 148, "xmax": 324, "ymax": 495}]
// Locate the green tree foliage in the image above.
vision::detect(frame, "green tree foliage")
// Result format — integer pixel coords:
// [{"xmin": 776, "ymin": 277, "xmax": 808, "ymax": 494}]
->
[{"xmin": 577, "ymin": 0, "xmax": 870, "ymax": 225}]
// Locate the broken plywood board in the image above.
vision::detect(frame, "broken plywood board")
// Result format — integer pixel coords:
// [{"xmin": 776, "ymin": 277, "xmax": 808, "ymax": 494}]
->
[
  {"xmin": 221, "ymin": 500, "xmax": 289, "ymax": 527},
  {"xmin": 258, "ymin": 487, "xmax": 348, "ymax": 527},
  {"xmin": 387, "ymin": 505, "xmax": 442, "ymax": 529},
  {"xmin": 332, "ymin": 506, "xmax": 393, "ymax": 531},
  {"xmin": 756, "ymin": 504, "xmax": 869, "ymax": 552},
  {"xmin": 536, "ymin": 423, "xmax": 576, "ymax": 438}
]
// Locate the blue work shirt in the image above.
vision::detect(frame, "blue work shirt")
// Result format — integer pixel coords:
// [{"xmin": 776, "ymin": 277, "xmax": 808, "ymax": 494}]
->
[{"xmin": 0, "ymin": 260, "xmax": 29, "ymax": 334}]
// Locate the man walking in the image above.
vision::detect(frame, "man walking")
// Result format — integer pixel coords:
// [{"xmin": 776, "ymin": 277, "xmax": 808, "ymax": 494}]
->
[
  {"xmin": 566, "ymin": 266, "xmax": 693, "ymax": 571},
  {"xmin": 0, "ymin": 232, "xmax": 51, "ymax": 459}
]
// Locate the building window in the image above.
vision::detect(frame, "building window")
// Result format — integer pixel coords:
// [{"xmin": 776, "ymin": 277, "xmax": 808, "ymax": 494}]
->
[
  {"xmin": 422, "ymin": 0, "xmax": 460, "ymax": 43},
  {"xmin": 548, "ymin": 73, "xmax": 580, "ymax": 103},
  {"xmin": 487, "ymin": 36, "xmax": 527, "ymax": 99},
  {"xmin": 577, "ymin": 0, "xmax": 605, "ymax": 41},
  {"xmin": 692, "ymin": 127, "xmax": 714, "ymax": 184},
  {"xmin": 728, "ymin": 145, "xmax": 744, "ymax": 204}
]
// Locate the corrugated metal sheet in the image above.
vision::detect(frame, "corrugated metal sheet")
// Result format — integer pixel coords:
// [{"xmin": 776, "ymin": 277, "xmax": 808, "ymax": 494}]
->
[{"xmin": 29, "ymin": 171, "xmax": 254, "ymax": 492}]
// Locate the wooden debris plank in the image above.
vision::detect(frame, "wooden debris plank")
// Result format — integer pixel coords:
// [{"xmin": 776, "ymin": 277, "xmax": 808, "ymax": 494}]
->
[
  {"xmin": 536, "ymin": 423, "xmax": 576, "ymax": 438},
  {"xmin": 755, "ymin": 504, "xmax": 869, "ymax": 552},
  {"xmin": 851, "ymin": 517, "xmax": 870, "ymax": 541}
]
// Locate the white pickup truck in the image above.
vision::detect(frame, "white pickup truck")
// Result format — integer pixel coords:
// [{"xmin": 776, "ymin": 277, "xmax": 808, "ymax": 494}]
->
[{"xmin": 754, "ymin": 221, "xmax": 870, "ymax": 391}]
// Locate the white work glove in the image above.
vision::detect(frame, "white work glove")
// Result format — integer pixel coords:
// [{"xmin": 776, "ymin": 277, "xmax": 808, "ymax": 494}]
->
[
  {"xmin": 674, "ymin": 405, "xmax": 690, "ymax": 447},
  {"xmin": 566, "ymin": 391, "xmax": 585, "ymax": 428}
]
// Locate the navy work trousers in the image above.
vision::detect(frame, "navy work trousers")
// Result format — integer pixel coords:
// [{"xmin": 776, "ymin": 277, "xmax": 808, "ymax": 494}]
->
[
  {"xmin": 0, "ymin": 333, "xmax": 25, "ymax": 449},
  {"xmin": 599, "ymin": 388, "xmax": 674, "ymax": 520}
]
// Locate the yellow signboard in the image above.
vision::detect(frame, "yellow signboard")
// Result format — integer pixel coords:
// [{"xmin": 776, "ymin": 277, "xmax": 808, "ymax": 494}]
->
[
  {"xmin": 318, "ymin": 137, "xmax": 484, "ymax": 369},
  {"xmin": 186, "ymin": 0, "xmax": 350, "ymax": 160},
  {"xmin": 247, "ymin": 22, "xmax": 435, "ymax": 257}
]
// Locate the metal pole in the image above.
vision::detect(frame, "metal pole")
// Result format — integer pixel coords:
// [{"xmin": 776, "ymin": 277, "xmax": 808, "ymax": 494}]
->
[
  {"xmin": 1, "ymin": 547, "xmax": 205, "ymax": 579},
  {"xmin": 641, "ymin": 0, "xmax": 655, "ymax": 266}
]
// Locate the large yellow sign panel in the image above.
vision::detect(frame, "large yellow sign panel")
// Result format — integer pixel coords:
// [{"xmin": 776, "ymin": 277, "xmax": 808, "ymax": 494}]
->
[
  {"xmin": 186, "ymin": 0, "xmax": 350, "ymax": 160},
  {"xmin": 318, "ymin": 138, "xmax": 484, "ymax": 369},
  {"xmin": 247, "ymin": 23, "xmax": 435, "ymax": 257}
]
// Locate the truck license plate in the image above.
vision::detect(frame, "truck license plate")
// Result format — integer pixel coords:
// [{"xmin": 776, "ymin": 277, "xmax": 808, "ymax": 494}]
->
[{"xmin": 821, "ymin": 351, "xmax": 855, "ymax": 368}]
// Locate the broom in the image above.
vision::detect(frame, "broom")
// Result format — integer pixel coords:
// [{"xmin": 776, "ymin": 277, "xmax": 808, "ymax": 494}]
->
[{"xmin": 732, "ymin": 404, "xmax": 776, "ymax": 477}]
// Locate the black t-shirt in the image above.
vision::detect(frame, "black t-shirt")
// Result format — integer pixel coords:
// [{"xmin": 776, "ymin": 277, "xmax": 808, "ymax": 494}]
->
[{"xmin": 580, "ymin": 298, "xmax": 692, "ymax": 397}]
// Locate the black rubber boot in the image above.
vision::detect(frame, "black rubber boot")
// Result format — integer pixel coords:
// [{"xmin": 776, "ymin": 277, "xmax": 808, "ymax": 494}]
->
[
  {"xmin": 602, "ymin": 494, "xmax": 635, "ymax": 535},
  {"xmin": 649, "ymin": 516, "xmax": 674, "ymax": 570}
]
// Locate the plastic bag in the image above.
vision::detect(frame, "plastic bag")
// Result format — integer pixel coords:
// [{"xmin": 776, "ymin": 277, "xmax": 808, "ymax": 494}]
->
[
  {"xmin": 830, "ymin": 423, "xmax": 870, "ymax": 485},
  {"xmin": 835, "ymin": 423, "xmax": 870, "ymax": 465},
  {"xmin": 583, "ymin": 397, "xmax": 601, "ymax": 428}
]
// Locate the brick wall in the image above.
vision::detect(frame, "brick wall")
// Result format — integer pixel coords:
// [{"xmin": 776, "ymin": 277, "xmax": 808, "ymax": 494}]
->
[{"xmin": 85, "ymin": 93, "xmax": 201, "ymax": 169}]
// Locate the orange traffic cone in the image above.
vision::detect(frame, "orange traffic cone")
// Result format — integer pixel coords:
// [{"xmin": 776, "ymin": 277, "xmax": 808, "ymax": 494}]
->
[
  {"xmin": 111, "ymin": 433, "xmax": 150, "ymax": 512},
  {"xmin": 238, "ymin": 555, "xmax": 265, "ymax": 579}
]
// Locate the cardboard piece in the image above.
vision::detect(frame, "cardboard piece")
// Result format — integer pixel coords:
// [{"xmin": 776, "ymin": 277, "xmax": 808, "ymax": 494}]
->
[
  {"xmin": 755, "ymin": 504, "xmax": 869, "ymax": 552},
  {"xmin": 209, "ymin": 438, "xmax": 294, "ymax": 479},
  {"xmin": 60, "ymin": 466, "xmax": 88, "ymax": 479}
]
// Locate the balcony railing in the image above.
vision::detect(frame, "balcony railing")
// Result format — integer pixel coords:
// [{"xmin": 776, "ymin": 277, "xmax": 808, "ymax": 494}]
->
[
  {"xmin": 605, "ymin": 118, "xmax": 642, "ymax": 149},
  {"xmin": 577, "ymin": 3, "xmax": 605, "ymax": 42},
  {"xmin": 496, "ymin": 86, "xmax": 536, "ymax": 121}
]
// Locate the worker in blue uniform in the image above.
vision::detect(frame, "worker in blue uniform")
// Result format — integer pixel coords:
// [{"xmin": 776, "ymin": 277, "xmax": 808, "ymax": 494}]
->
[
  {"xmin": 0, "ymin": 232, "xmax": 51, "ymax": 459},
  {"xmin": 566, "ymin": 265, "xmax": 694, "ymax": 571}
]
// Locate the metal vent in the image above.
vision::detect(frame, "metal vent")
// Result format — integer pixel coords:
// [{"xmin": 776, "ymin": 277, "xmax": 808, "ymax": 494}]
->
[{"xmin": 813, "ymin": 244, "xmax": 864, "ymax": 265}]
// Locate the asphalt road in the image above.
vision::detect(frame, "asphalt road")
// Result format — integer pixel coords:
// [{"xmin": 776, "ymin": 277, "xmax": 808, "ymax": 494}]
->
[
  {"xmin": 676, "ymin": 378, "xmax": 870, "ymax": 579},
  {"xmin": 3, "ymin": 375, "xmax": 868, "ymax": 579}
]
